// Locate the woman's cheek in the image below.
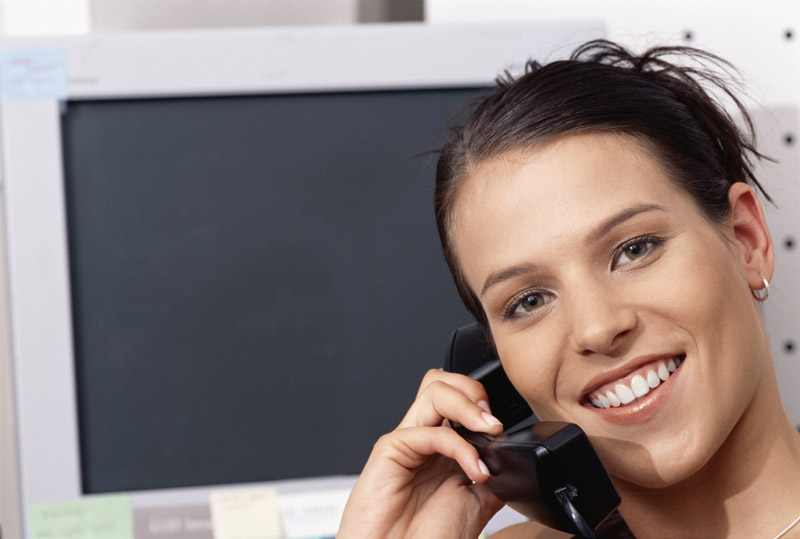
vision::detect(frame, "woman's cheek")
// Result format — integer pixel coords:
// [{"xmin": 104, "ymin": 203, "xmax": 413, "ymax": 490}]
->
[{"xmin": 496, "ymin": 335, "xmax": 565, "ymax": 419}]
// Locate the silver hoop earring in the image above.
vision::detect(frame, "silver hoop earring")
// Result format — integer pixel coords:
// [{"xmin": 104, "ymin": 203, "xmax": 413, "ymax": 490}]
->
[{"xmin": 751, "ymin": 276, "xmax": 769, "ymax": 302}]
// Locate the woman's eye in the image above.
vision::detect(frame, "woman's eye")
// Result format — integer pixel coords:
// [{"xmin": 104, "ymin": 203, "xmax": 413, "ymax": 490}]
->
[
  {"xmin": 614, "ymin": 236, "xmax": 663, "ymax": 267},
  {"xmin": 504, "ymin": 291, "xmax": 552, "ymax": 318}
]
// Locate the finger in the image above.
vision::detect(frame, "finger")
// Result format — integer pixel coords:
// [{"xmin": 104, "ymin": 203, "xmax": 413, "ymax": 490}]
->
[
  {"xmin": 416, "ymin": 368, "xmax": 489, "ymax": 405},
  {"xmin": 399, "ymin": 378, "xmax": 503, "ymax": 435},
  {"xmin": 374, "ymin": 425, "xmax": 492, "ymax": 484}
]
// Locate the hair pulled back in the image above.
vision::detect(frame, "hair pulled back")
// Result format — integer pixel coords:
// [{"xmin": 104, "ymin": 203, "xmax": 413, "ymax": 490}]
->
[{"xmin": 434, "ymin": 39, "xmax": 771, "ymax": 326}]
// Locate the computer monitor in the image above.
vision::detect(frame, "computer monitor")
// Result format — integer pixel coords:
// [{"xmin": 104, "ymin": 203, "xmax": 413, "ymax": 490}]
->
[{"xmin": 0, "ymin": 21, "xmax": 603, "ymax": 537}]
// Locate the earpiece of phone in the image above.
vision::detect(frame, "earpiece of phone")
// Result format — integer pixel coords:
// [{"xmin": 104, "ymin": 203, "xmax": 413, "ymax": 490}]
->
[{"xmin": 445, "ymin": 323, "xmax": 623, "ymax": 538}]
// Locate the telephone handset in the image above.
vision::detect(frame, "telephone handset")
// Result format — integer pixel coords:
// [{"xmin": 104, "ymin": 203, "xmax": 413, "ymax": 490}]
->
[{"xmin": 444, "ymin": 323, "xmax": 623, "ymax": 538}]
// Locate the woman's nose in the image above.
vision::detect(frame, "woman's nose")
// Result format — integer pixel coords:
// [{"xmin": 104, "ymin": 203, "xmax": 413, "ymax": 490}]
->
[{"xmin": 566, "ymin": 279, "xmax": 638, "ymax": 357}]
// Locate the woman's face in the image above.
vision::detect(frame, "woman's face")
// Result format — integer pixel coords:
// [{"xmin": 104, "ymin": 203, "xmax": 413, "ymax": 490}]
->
[{"xmin": 451, "ymin": 132, "xmax": 772, "ymax": 488}]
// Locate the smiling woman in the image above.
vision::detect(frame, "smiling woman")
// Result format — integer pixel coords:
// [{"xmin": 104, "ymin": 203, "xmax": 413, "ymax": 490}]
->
[{"xmin": 338, "ymin": 40, "xmax": 800, "ymax": 538}]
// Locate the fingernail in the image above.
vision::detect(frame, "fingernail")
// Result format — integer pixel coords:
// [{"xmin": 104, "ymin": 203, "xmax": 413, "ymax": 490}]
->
[
  {"xmin": 477, "ymin": 400, "xmax": 491, "ymax": 413},
  {"xmin": 477, "ymin": 458, "xmax": 490, "ymax": 477},
  {"xmin": 482, "ymin": 411, "xmax": 502, "ymax": 427}
]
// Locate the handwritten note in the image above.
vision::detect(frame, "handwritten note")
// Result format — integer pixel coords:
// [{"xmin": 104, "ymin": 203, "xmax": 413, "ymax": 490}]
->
[
  {"xmin": 210, "ymin": 488, "xmax": 283, "ymax": 539},
  {"xmin": 1, "ymin": 49, "xmax": 68, "ymax": 100},
  {"xmin": 28, "ymin": 494, "xmax": 133, "ymax": 539},
  {"xmin": 278, "ymin": 488, "xmax": 350, "ymax": 539},
  {"xmin": 132, "ymin": 504, "xmax": 212, "ymax": 539}
]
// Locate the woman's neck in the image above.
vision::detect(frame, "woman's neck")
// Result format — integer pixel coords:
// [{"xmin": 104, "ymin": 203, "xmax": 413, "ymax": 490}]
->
[{"xmin": 615, "ymin": 372, "xmax": 800, "ymax": 538}]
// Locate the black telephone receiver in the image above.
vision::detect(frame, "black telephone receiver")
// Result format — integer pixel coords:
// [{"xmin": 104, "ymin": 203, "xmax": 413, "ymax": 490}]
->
[{"xmin": 444, "ymin": 323, "xmax": 624, "ymax": 538}]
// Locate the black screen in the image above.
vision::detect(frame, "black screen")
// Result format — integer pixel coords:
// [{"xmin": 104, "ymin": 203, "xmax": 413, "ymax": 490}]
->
[{"xmin": 61, "ymin": 88, "xmax": 483, "ymax": 493}]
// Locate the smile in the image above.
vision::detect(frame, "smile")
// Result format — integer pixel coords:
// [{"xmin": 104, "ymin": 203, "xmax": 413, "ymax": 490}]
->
[{"xmin": 588, "ymin": 355, "xmax": 685, "ymax": 409}]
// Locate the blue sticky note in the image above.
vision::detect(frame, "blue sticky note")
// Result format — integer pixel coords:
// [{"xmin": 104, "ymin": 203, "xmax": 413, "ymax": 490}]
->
[{"xmin": 1, "ymin": 49, "xmax": 68, "ymax": 100}]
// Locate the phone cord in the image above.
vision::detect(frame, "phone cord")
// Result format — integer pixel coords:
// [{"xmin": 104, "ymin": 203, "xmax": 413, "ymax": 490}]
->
[{"xmin": 554, "ymin": 485, "xmax": 596, "ymax": 539}]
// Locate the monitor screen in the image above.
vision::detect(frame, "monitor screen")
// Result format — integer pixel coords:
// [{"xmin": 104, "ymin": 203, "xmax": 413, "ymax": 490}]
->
[{"xmin": 62, "ymin": 89, "xmax": 479, "ymax": 493}]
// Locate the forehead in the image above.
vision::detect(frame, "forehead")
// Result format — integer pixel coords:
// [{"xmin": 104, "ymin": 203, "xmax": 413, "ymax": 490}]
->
[
  {"xmin": 458, "ymin": 133, "xmax": 677, "ymax": 216},
  {"xmin": 451, "ymin": 133, "xmax": 694, "ymax": 286}
]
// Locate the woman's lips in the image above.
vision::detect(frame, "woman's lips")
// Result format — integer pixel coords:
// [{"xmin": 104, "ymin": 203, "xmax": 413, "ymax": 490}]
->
[
  {"xmin": 588, "ymin": 356, "xmax": 683, "ymax": 408},
  {"xmin": 581, "ymin": 355, "xmax": 686, "ymax": 425}
]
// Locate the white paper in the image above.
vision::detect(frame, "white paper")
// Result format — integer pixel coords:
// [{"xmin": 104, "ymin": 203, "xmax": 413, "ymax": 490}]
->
[{"xmin": 210, "ymin": 488, "xmax": 283, "ymax": 539}]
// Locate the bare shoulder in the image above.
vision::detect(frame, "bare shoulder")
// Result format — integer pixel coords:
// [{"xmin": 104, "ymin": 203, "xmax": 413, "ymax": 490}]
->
[{"xmin": 489, "ymin": 521, "xmax": 573, "ymax": 539}]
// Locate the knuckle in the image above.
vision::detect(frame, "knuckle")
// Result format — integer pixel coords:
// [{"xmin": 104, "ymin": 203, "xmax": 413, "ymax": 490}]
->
[
  {"xmin": 467, "ymin": 379, "xmax": 489, "ymax": 400},
  {"xmin": 420, "ymin": 368, "xmax": 444, "ymax": 385},
  {"xmin": 373, "ymin": 432, "xmax": 399, "ymax": 453},
  {"xmin": 417, "ymin": 378, "xmax": 448, "ymax": 400},
  {"xmin": 427, "ymin": 378, "xmax": 450, "ymax": 391}
]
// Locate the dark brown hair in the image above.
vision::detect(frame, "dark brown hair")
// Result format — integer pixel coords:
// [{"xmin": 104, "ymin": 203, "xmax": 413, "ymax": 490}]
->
[{"xmin": 435, "ymin": 39, "xmax": 771, "ymax": 326}]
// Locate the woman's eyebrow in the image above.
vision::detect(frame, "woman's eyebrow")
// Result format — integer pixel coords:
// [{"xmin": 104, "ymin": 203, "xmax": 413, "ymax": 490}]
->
[
  {"xmin": 480, "ymin": 262, "xmax": 539, "ymax": 298},
  {"xmin": 479, "ymin": 204, "xmax": 667, "ymax": 298},
  {"xmin": 586, "ymin": 203, "xmax": 667, "ymax": 244}
]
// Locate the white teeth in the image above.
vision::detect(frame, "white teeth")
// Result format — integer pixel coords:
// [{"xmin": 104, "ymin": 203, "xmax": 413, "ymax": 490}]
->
[
  {"xmin": 589, "ymin": 357, "xmax": 683, "ymax": 409},
  {"xmin": 615, "ymin": 383, "xmax": 636, "ymax": 405},
  {"xmin": 598, "ymin": 394, "xmax": 611, "ymax": 408},
  {"xmin": 658, "ymin": 362, "xmax": 670, "ymax": 381},
  {"xmin": 606, "ymin": 390, "xmax": 621, "ymax": 407},
  {"xmin": 630, "ymin": 375, "xmax": 649, "ymax": 398}
]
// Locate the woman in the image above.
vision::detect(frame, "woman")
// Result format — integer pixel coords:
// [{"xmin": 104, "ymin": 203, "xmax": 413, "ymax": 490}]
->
[{"xmin": 338, "ymin": 40, "xmax": 800, "ymax": 538}]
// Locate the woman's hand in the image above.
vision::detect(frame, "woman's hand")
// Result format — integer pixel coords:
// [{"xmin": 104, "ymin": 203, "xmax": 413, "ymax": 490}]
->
[{"xmin": 338, "ymin": 369, "xmax": 506, "ymax": 538}]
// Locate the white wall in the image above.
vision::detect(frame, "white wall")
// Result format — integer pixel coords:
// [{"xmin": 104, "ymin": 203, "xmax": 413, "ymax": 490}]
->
[{"xmin": 0, "ymin": 0, "xmax": 90, "ymax": 35}]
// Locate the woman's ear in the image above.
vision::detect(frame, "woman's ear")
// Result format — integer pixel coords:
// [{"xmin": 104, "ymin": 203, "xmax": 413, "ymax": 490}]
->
[{"xmin": 727, "ymin": 182, "xmax": 774, "ymax": 288}]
